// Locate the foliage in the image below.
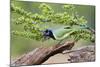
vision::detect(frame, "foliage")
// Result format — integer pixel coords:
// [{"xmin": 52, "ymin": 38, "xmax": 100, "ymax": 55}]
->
[
  {"xmin": 69, "ymin": 29, "xmax": 94, "ymax": 42},
  {"xmin": 11, "ymin": 2, "xmax": 94, "ymax": 42}
]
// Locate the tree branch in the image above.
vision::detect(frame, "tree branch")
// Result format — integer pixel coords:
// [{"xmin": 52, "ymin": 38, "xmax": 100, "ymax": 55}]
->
[{"xmin": 11, "ymin": 41, "xmax": 75, "ymax": 66}]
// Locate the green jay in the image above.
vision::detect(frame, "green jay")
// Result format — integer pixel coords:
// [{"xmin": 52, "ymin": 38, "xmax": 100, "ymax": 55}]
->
[{"xmin": 42, "ymin": 25, "xmax": 90, "ymax": 41}]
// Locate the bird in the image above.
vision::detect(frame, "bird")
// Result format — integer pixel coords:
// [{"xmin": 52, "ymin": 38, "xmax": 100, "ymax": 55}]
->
[{"xmin": 42, "ymin": 25, "xmax": 90, "ymax": 41}]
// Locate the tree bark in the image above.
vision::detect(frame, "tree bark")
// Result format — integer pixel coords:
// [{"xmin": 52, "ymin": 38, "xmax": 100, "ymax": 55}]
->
[
  {"xmin": 11, "ymin": 41, "xmax": 95, "ymax": 66},
  {"xmin": 11, "ymin": 41, "xmax": 75, "ymax": 66},
  {"xmin": 63, "ymin": 45, "xmax": 95, "ymax": 63}
]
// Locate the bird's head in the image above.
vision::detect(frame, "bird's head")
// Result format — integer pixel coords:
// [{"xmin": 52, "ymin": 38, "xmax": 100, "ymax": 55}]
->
[{"xmin": 42, "ymin": 29, "xmax": 56, "ymax": 40}]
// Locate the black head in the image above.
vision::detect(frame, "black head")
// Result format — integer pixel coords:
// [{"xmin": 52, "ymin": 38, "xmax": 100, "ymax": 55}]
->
[{"xmin": 43, "ymin": 29, "xmax": 56, "ymax": 40}]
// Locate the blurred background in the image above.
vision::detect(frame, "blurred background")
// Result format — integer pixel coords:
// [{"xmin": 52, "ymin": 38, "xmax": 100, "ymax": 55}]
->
[{"xmin": 11, "ymin": 1, "xmax": 95, "ymax": 59}]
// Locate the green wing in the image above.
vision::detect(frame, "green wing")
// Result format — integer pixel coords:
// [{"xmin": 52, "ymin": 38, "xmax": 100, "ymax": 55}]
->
[
  {"xmin": 52, "ymin": 25, "xmax": 87, "ymax": 40},
  {"xmin": 52, "ymin": 26, "xmax": 74, "ymax": 40}
]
